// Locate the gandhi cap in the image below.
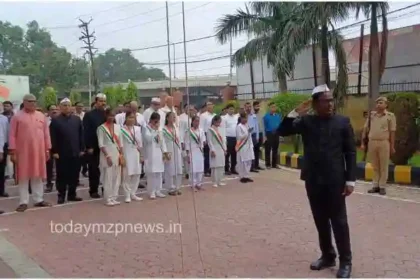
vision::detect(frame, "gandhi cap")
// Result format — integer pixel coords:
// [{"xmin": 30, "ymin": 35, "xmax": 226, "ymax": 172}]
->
[
  {"xmin": 60, "ymin": 98, "xmax": 71, "ymax": 104},
  {"xmin": 312, "ymin": 84, "xmax": 330, "ymax": 95},
  {"xmin": 151, "ymin": 97, "xmax": 160, "ymax": 103}
]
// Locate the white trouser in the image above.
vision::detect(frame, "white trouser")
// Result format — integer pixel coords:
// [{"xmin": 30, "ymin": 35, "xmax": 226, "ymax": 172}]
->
[
  {"xmin": 163, "ymin": 172, "xmax": 182, "ymax": 191},
  {"xmin": 146, "ymin": 172, "xmax": 163, "ymax": 196},
  {"xmin": 122, "ymin": 169, "xmax": 140, "ymax": 198},
  {"xmin": 19, "ymin": 178, "xmax": 43, "ymax": 205},
  {"xmin": 211, "ymin": 167, "xmax": 224, "ymax": 185},
  {"xmin": 103, "ymin": 166, "xmax": 121, "ymax": 202},
  {"xmin": 237, "ymin": 160, "xmax": 252, "ymax": 179},
  {"xmin": 190, "ymin": 172, "xmax": 203, "ymax": 187}
]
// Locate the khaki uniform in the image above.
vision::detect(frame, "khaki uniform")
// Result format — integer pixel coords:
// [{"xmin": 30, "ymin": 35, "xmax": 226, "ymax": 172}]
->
[{"xmin": 364, "ymin": 111, "xmax": 397, "ymax": 187}]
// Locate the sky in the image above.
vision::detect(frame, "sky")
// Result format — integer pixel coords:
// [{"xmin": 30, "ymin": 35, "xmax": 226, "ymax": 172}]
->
[{"xmin": 0, "ymin": 1, "xmax": 418, "ymax": 79}]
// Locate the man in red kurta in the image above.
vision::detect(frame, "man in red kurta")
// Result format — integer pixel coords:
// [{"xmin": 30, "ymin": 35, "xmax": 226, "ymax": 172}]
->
[{"xmin": 9, "ymin": 94, "xmax": 52, "ymax": 212}]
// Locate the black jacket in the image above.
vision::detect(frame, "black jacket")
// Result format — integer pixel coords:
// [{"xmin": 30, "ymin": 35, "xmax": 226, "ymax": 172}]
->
[
  {"xmin": 278, "ymin": 113, "xmax": 356, "ymax": 186},
  {"xmin": 50, "ymin": 114, "xmax": 85, "ymax": 157},
  {"xmin": 83, "ymin": 108, "xmax": 106, "ymax": 150}
]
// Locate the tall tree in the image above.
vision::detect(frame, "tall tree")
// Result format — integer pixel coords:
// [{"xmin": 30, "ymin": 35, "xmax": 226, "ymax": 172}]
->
[
  {"xmin": 215, "ymin": 2, "xmax": 297, "ymax": 93},
  {"xmin": 355, "ymin": 2, "xmax": 389, "ymax": 110},
  {"xmin": 94, "ymin": 48, "xmax": 166, "ymax": 83}
]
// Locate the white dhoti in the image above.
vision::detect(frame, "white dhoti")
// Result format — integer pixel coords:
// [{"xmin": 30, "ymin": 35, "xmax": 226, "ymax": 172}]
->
[
  {"xmin": 102, "ymin": 166, "xmax": 121, "ymax": 202},
  {"xmin": 18, "ymin": 178, "xmax": 43, "ymax": 205},
  {"xmin": 122, "ymin": 168, "xmax": 140, "ymax": 199},
  {"xmin": 211, "ymin": 167, "xmax": 224, "ymax": 185},
  {"xmin": 146, "ymin": 172, "xmax": 163, "ymax": 195},
  {"xmin": 237, "ymin": 160, "xmax": 252, "ymax": 179}
]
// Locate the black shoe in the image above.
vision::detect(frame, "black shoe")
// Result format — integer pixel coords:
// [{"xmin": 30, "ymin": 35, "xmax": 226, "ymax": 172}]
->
[
  {"xmin": 310, "ymin": 257, "xmax": 336, "ymax": 271},
  {"xmin": 0, "ymin": 210, "xmax": 4, "ymax": 215},
  {"xmin": 379, "ymin": 188, "xmax": 386, "ymax": 195},
  {"xmin": 138, "ymin": 184, "xmax": 146, "ymax": 189},
  {"xmin": 336, "ymin": 263, "xmax": 352, "ymax": 278},
  {"xmin": 240, "ymin": 178, "xmax": 247, "ymax": 183},
  {"xmin": 90, "ymin": 193, "xmax": 100, "ymax": 199},
  {"xmin": 368, "ymin": 187, "xmax": 380, "ymax": 194},
  {"xmin": 251, "ymin": 169, "xmax": 259, "ymax": 173},
  {"xmin": 231, "ymin": 171, "xmax": 239, "ymax": 175},
  {"xmin": 68, "ymin": 196, "xmax": 83, "ymax": 202},
  {"xmin": 57, "ymin": 197, "xmax": 65, "ymax": 204},
  {"xmin": 0, "ymin": 192, "xmax": 9, "ymax": 197},
  {"xmin": 185, "ymin": 174, "xmax": 189, "ymax": 180},
  {"xmin": 246, "ymin": 178, "xmax": 254, "ymax": 182},
  {"xmin": 225, "ymin": 171, "xmax": 232, "ymax": 175}
]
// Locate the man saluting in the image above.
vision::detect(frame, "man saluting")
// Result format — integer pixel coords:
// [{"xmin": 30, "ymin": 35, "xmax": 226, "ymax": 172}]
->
[{"xmin": 278, "ymin": 84, "xmax": 356, "ymax": 278}]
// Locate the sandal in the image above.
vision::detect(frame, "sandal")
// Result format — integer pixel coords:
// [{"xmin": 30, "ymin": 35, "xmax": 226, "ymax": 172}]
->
[
  {"xmin": 34, "ymin": 201, "xmax": 52, "ymax": 207},
  {"xmin": 16, "ymin": 204, "xmax": 28, "ymax": 212}
]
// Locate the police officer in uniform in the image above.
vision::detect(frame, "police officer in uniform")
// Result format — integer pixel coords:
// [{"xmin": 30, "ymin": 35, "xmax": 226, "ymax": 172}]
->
[
  {"xmin": 361, "ymin": 96, "xmax": 396, "ymax": 195},
  {"xmin": 278, "ymin": 84, "xmax": 356, "ymax": 278}
]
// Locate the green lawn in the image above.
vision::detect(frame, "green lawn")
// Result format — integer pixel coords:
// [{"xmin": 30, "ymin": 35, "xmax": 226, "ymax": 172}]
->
[{"xmin": 279, "ymin": 143, "xmax": 420, "ymax": 167}]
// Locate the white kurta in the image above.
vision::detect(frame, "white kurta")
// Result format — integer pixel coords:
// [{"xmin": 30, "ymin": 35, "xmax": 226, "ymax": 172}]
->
[
  {"xmin": 162, "ymin": 125, "xmax": 183, "ymax": 176},
  {"xmin": 184, "ymin": 127, "xmax": 205, "ymax": 173},
  {"xmin": 121, "ymin": 125, "xmax": 142, "ymax": 175},
  {"xmin": 97, "ymin": 123, "xmax": 123, "ymax": 168},
  {"xmin": 142, "ymin": 125, "xmax": 167, "ymax": 173},
  {"xmin": 236, "ymin": 123, "xmax": 255, "ymax": 162},
  {"xmin": 207, "ymin": 126, "xmax": 226, "ymax": 168}
]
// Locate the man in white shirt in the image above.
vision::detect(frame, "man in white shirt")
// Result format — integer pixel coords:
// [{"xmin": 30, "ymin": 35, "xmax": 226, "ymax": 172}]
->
[
  {"xmin": 199, "ymin": 101, "xmax": 215, "ymax": 176},
  {"xmin": 222, "ymin": 104, "xmax": 239, "ymax": 175},
  {"xmin": 143, "ymin": 98, "xmax": 161, "ymax": 125},
  {"xmin": 115, "ymin": 101, "xmax": 145, "ymax": 128},
  {"xmin": 160, "ymin": 95, "xmax": 178, "ymax": 128},
  {"xmin": 74, "ymin": 102, "xmax": 85, "ymax": 121}
]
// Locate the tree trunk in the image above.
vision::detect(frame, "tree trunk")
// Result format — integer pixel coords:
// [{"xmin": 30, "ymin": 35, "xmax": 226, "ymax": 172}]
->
[
  {"xmin": 379, "ymin": 10, "xmax": 388, "ymax": 82},
  {"xmin": 249, "ymin": 60, "xmax": 255, "ymax": 99},
  {"xmin": 369, "ymin": 4, "xmax": 380, "ymax": 111},
  {"xmin": 278, "ymin": 71, "xmax": 288, "ymax": 93},
  {"xmin": 320, "ymin": 24, "xmax": 330, "ymax": 87}
]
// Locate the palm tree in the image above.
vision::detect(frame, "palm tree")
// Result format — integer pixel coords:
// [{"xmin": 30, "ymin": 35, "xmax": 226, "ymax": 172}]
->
[
  {"xmin": 282, "ymin": 2, "xmax": 354, "ymax": 109},
  {"xmin": 215, "ymin": 2, "xmax": 297, "ymax": 94},
  {"xmin": 355, "ymin": 2, "xmax": 389, "ymax": 110}
]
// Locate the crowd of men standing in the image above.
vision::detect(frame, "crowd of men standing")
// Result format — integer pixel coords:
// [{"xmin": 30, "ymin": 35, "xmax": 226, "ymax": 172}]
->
[{"xmin": 0, "ymin": 91, "xmax": 286, "ymax": 214}]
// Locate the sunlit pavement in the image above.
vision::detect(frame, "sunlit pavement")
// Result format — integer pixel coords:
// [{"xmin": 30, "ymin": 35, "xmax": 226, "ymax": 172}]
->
[{"xmin": 1, "ymin": 169, "xmax": 420, "ymax": 278}]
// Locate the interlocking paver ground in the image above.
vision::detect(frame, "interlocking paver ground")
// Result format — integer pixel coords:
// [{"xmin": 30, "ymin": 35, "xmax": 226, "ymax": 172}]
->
[{"xmin": 1, "ymin": 171, "xmax": 420, "ymax": 278}]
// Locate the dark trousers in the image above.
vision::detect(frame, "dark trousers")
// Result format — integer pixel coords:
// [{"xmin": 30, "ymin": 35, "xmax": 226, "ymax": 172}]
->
[
  {"xmin": 264, "ymin": 131, "xmax": 279, "ymax": 167},
  {"xmin": 80, "ymin": 154, "xmax": 88, "ymax": 175},
  {"xmin": 88, "ymin": 149, "xmax": 101, "ymax": 194},
  {"xmin": 305, "ymin": 182, "xmax": 352, "ymax": 264},
  {"xmin": 56, "ymin": 156, "xmax": 80, "ymax": 199},
  {"xmin": 46, "ymin": 157, "xmax": 54, "ymax": 187},
  {"xmin": 225, "ymin": 137, "xmax": 237, "ymax": 172},
  {"xmin": 204, "ymin": 142, "xmax": 210, "ymax": 175},
  {"xmin": 0, "ymin": 144, "xmax": 8, "ymax": 195},
  {"xmin": 253, "ymin": 132, "xmax": 263, "ymax": 169}
]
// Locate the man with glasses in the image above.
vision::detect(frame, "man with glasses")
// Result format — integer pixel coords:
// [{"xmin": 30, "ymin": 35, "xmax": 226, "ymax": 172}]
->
[{"xmin": 9, "ymin": 94, "xmax": 52, "ymax": 212}]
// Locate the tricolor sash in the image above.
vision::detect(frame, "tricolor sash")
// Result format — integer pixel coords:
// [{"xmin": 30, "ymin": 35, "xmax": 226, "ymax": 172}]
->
[
  {"xmin": 235, "ymin": 125, "xmax": 250, "ymax": 152},
  {"xmin": 189, "ymin": 128, "xmax": 202, "ymax": 153},
  {"xmin": 208, "ymin": 127, "xmax": 225, "ymax": 152},
  {"xmin": 100, "ymin": 123, "xmax": 122, "ymax": 150},
  {"xmin": 163, "ymin": 126, "xmax": 180, "ymax": 149},
  {"xmin": 121, "ymin": 126, "xmax": 136, "ymax": 145},
  {"xmin": 147, "ymin": 125, "xmax": 160, "ymax": 144}
]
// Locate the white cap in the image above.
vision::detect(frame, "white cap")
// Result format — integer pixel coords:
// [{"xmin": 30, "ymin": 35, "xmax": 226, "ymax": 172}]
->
[
  {"xmin": 60, "ymin": 98, "xmax": 71, "ymax": 104},
  {"xmin": 312, "ymin": 84, "xmax": 330, "ymax": 95},
  {"xmin": 96, "ymin": 93, "xmax": 106, "ymax": 99},
  {"xmin": 151, "ymin": 97, "xmax": 160, "ymax": 103}
]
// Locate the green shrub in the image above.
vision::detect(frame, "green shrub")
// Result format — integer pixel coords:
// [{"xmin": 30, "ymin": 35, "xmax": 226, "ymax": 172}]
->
[
  {"xmin": 69, "ymin": 90, "xmax": 82, "ymax": 105},
  {"xmin": 125, "ymin": 81, "xmax": 138, "ymax": 103},
  {"xmin": 269, "ymin": 92, "xmax": 311, "ymax": 116},
  {"xmin": 39, "ymin": 87, "xmax": 57, "ymax": 109},
  {"xmin": 214, "ymin": 100, "xmax": 240, "ymax": 115},
  {"xmin": 386, "ymin": 92, "xmax": 420, "ymax": 165}
]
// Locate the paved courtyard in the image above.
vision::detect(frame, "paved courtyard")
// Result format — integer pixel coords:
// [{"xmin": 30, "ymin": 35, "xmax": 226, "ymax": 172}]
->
[{"xmin": 1, "ymin": 168, "xmax": 420, "ymax": 278}]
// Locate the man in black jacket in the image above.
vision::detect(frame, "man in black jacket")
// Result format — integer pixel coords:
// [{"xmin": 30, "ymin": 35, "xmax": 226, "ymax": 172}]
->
[
  {"xmin": 83, "ymin": 93, "xmax": 106, "ymax": 198},
  {"xmin": 278, "ymin": 84, "xmax": 356, "ymax": 279},
  {"xmin": 50, "ymin": 98, "xmax": 85, "ymax": 204}
]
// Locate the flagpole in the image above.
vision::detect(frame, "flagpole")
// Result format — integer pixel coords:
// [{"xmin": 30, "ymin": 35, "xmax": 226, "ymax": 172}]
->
[{"xmin": 165, "ymin": 1, "xmax": 173, "ymax": 96}]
